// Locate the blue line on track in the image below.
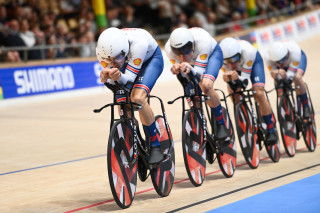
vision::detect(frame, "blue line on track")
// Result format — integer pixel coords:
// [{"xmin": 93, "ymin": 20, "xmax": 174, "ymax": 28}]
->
[
  {"xmin": 208, "ymin": 173, "xmax": 320, "ymax": 213},
  {"xmin": 0, "ymin": 154, "xmax": 107, "ymax": 176}
]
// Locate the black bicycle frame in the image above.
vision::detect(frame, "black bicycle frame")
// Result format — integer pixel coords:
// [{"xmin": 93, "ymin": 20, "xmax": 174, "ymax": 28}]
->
[{"xmin": 94, "ymin": 82, "xmax": 173, "ymax": 163}]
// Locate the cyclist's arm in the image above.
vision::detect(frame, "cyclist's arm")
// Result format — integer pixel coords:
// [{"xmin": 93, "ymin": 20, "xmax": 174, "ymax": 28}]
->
[
  {"xmin": 286, "ymin": 50, "xmax": 301, "ymax": 80},
  {"xmin": 118, "ymin": 43, "xmax": 148, "ymax": 85},
  {"xmin": 266, "ymin": 60, "xmax": 279, "ymax": 79}
]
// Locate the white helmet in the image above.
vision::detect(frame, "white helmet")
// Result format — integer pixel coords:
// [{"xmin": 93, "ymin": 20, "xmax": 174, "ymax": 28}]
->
[
  {"xmin": 219, "ymin": 37, "xmax": 241, "ymax": 59},
  {"xmin": 268, "ymin": 42, "xmax": 288, "ymax": 62},
  {"xmin": 169, "ymin": 28, "xmax": 194, "ymax": 55},
  {"xmin": 96, "ymin": 27, "xmax": 129, "ymax": 64}
]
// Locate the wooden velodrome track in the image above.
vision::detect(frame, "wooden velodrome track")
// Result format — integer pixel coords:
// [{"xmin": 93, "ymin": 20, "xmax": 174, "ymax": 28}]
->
[{"xmin": 1, "ymin": 35, "xmax": 320, "ymax": 213}]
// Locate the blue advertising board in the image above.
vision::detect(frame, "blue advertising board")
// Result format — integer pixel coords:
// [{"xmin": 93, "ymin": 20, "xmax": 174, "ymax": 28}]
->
[{"xmin": 0, "ymin": 61, "xmax": 103, "ymax": 99}]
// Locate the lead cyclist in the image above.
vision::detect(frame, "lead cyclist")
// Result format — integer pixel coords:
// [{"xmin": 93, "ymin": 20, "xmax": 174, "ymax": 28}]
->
[{"xmin": 96, "ymin": 27, "xmax": 164, "ymax": 164}]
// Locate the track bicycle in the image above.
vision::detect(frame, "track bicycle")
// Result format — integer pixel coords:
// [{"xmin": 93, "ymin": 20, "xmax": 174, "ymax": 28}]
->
[
  {"xmin": 227, "ymin": 80, "xmax": 281, "ymax": 169},
  {"xmin": 276, "ymin": 77, "xmax": 316, "ymax": 156},
  {"xmin": 94, "ymin": 82, "xmax": 175, "ymax": 209},
  {"xmin": 168, "ymin": 72, "xmax": 236, "ymax": 187}
]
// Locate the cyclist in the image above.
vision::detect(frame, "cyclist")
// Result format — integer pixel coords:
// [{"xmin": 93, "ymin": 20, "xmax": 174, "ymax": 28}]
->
[
  {"xmin": 267, "ymin": 40, "xmax": 310, "ymax": 118},
  {"xmin": 96, "ymin": 27, "xmax": 164, "ymax": 164},
  {"xmin": 164, "ymin": 27, "xmax": 229, "ymax": 141},
  {"xmin": 219, "ymin": 37, "xmax": 278, "ymax": 145}
]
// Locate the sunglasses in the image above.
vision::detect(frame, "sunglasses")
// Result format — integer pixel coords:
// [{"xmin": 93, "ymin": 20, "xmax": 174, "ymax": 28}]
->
[{"xmin": 223, "ymin": 54, "xmax": 240, "ymax": 65}]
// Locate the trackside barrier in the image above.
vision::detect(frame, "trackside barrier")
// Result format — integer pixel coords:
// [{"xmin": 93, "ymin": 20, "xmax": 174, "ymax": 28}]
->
[
  {"xmin": 0, "ymin": 61, "xmax": 103, "ymax": 100},
  {"xmin": 239, "ymin": 9, "xmax": 320, "ymax": 56}
]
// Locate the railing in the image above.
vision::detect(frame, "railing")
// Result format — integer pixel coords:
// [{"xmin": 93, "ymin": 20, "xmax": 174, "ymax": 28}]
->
[{"xmin": 0, "ymin": 1, "xmax": 318, "ymax": 62}]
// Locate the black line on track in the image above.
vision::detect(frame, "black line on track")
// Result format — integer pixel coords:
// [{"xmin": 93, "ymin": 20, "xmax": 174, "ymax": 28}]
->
[{"xmin": 167, "ymin": 163, "xmax": 320, "ymax": 213}]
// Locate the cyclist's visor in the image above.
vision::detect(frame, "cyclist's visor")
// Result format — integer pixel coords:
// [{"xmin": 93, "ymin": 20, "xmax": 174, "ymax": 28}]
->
[
  {"xmin": 171, "ymin": 41, "xmax": 193, "ymax": 55},
  {"xmin": 104, "ymin": 51, "xmax": 126, "ymax": 64},
  {"xmin": 223, "ymin": 53, "xmax": 240, "ymax": 65},
  {"xmin": 275, "ymin": 55, "xmax": 286, "ymax": 65}
]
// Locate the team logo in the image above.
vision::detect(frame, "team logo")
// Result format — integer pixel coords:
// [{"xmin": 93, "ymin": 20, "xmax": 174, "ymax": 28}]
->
[
  {"xmin": 221, "ymin": 67, "xmax": 226, "ymax": 72},
  {"xmin": 101, "ymin": 61, "xmax": 108, "ymax": 68},
  {"xmin": 133, "ymin": 58, "xmax": 142, "ymax": 66},
  {"xmin": 293, "ymin": 61, "xmax": 299, "ymax": 66},
  {"xmin": 272, "ymin": 27, "xmax": 282, "ymax": 40},
  {"xmin": 268, "ymin": 66, "xmax": 272, "ymax": 71},
  {"xmin": 284, "ymin": 23, "xmax": 293, "ymax": 36},
  {"xmin": 259, "ymin": 31, "xmax": 270, "ymax": 43},
  {"xmin": 200, "ymin": 54, "xmax": 207, "ymax": 60},
  {"xmin": 296, "ymin": 19, "xmax": 306, "ymax": 31},
  {"xmin": 170, "ymin": 59, "xmax": 176, "ymax": 64},
  {"xmin": 247, "ymin": 60, "xmax": 253, "ymax": 67},
  {"xmin": 307, "ymin": 15, "xmax": 317, "ymax": 27}
]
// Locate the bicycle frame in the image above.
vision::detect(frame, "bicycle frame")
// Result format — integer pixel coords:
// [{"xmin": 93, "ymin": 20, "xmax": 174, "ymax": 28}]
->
[
  {"xmin": 276, "ymin": 79, "xmax": 305, "ymax": 139},
  {"xmin": 168, "ymin": 73, "xmax": 230, "ymax": 153},
  {"xmin": 94, "ymin": 83, "xmax": 173, "ymax": 165}
]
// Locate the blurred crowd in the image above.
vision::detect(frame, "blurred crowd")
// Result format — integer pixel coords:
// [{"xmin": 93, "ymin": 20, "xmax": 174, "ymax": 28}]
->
[{"xmin": 0, "ymin": 0, "xmax": 318, "ymax": 63}]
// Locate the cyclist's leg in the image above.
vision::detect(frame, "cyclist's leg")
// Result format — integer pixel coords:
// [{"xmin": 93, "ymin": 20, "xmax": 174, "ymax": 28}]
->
[
  {"xmin": 293, "ymin": 50, "xmax": 310, "ymax": 117},
  {"xmin": 251, "ymin": 52, "xmax": 277, "ymax": 144},
  {"xmin": 131, "ymin": 46, "xmax": 164, "ymax": 164},
  {"xmin": 200, "ymin": 44, "xmax": 228, "ymax": 140}
]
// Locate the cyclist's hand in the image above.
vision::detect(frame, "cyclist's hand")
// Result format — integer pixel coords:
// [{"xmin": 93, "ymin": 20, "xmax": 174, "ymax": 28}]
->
[
  {"xmin": 180, "ymin": 62, "xmax": 192, "ymax": 74},
  {"xmin": 279, "ymin": 69, "xmax": 287, "ymax": 79},
  {"xmin": 170, "ymin": 63, "xmax": 181, "ymax": 75},
  {"xmin": 109, "ymin": 68, "xmax": 122, "ymax": 81},
  {"xmin": 229, "ymin": 70, "xmax": 239, "ymax": 81},
  {"xmin": 270, "ymin": 69, "xmax": 278, "ymax": 79},
  {"xmin": 223, "ymin": 73, "xmax": 231, "ymax": 82},
  {"xmin": 100, "ymin": 68, "xmax": 110, "ymax": 83}
]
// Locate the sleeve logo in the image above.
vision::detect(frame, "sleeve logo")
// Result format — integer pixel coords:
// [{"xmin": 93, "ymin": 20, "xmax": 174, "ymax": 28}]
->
[
  {"xmin": 293, "ymin": 61, "xmax": 299, "ymax": 66},
  {"xmin": 200, "ymin": 54, "xmax": 207, "ymax": 60},
  {"xmin": 101, "ymin": 61, "xmax": 108, "ymax": 68},
  {"xmin": 247, "ymin": 60, "xmax": 253, "ymax": 67},
  {"xmin": 170, "ymin": 59, "xmax": 175, "ymax": 64},
  {"xmin": 133, "ymin": 58, "xmax": 142, "ymax": 66}
]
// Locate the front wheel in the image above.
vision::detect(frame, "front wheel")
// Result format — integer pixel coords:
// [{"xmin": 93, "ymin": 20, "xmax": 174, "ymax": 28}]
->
[
  {"xmin": 235, "ymin": 102, "xmax": 260, "ymax": 169},
  {"xmin": 150, "ymin": 115, "xmax": 175, "ymax": 197},
  {"xmin": 299, "ymin": 94, "xmax": 317, "ymax": 152},
  {"xmin": 277, "ymin": 95, "xmax": 297, "ymax": 157},
  {"xmin": 182, "ymin": 109, "xmax": 206, "ymax": 187},
  {"xmin": 216, "ymin": 107, "xmax": 237, "ymax": 178},
  {"xmin": 107, "ymin": 119, "xmax": 137, "ymax": 209}
]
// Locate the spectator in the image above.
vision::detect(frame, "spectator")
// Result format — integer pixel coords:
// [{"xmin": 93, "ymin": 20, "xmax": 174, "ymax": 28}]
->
[
  {"xmin": 19, "ymin": 19, "xmax": 36, "ymax": 47},
  {"xmin": 0, "ymin": 4, "xmax": 8, "ymax": 25},
  {"xmin": 46, "ymin": 34, "xmax": 64, "ymax": 59},
  {"xmin": 3, "ymin": 19, "xmax": 25, "ymax": 47},
  {"xmin": 5, "ymin": 50, "xmax": 21, "ymax": 62},
  {"xmin": 215, "ymin": 0, "xmax": 231, "ymax": 23},
  {"xmin": 158, "ymin": 0, "xmax": 175, "ymax": 33},
  {"xmin": 230, "ymin": 11, "xmax": 242, "ymax": 32},
  {"xmin": 205, "ymin": 11, "xmax": 216, "ymax": 36}
]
